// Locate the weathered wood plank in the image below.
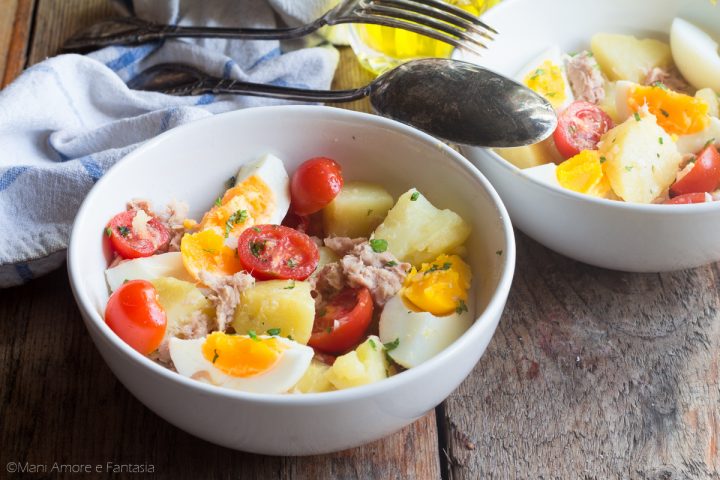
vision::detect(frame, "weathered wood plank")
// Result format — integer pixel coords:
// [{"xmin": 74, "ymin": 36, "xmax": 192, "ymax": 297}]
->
[
  {"xmin": 441, "ymin": 232, "xmax": 720, "ymax": 479},
  {"xmin": 0, "ymin": 0, "xmax": 36, "ymax": 87},
  {"xmin": 0, "ymin": 267, "xmax": 441, "ymax": 480},
  {"xmin": 331, "ymin": 46, "xmax": 374, "ymax": 114}
]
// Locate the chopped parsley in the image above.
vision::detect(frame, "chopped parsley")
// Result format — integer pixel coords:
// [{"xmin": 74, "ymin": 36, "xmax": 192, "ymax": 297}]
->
[
  {"xmin": 317, "ymin": 308, "xmax": 327, "ymax": 318},
  {"xmin": 658, "ymin": 137, "xmax": 664, "ymax": 145},
  {"xmin": 652, "ymin": 81, "xmax": 668, "ymax": 90},
  {"xmin": 383, "ymin": 338, "xmax": 400, "ymax": 351},
  {"xmin": 250, "ymin": 240, "xmax": 266, "ymax": 257},
  {"xmin": 385, "ymin": 261, "xmax": 398, "ymax": 268},
  {"xmin": 410, "ymin": 191, "xmax": 420, "ymax": 201},
  {"xmin": 633, "ymin": 112, "xmax": 641, "ymax": 122},
  {"xmin": 212, "ymin": 349, "xmax": 219, "ymax": 364},
  {"xmin": 455, "ymin": 299, "xmax": 469, "ymax": 314},
  {"xmin": 286, "ymin": 258, "xmax": 298, "ymax": 269},
  {"xmin": 252, "ymin": 226, "xmax": 261, "ymax": 232},
  {"xmin": 369, "ymin": 238, "xmax": 388, "ymax": 253},
  {"xmin": 248, "ymin": 330, "xmax": 259, "ymax": 341},
  {"xmin": 287, "ymin": 334, "xmax": 294, "ymax": 341},
  {"xmin": 530, "ymin": 69, "xmax": 545, "ymax": 80},
  {"xmin": 267, "ymin": 328, "xmax": 281, "ymax": 336},
  {"xmin": 704, "ymin": 138, "xmax": 716, "ymax": 149},
  {"xmin": 425, "ymin": 262, "xmax": 452, "ymax": 274},
  {"xmin": 660, "ymin": 109, "xmax": 670, "ymax": 118},
  {"xmin": 599, "ymin": 156, "xmax": 607, "ymax": 164},
  {"xmin": 368, "ymin": 338, "xmax": 377, "ymax": 350},
  {"xmin": 225, "ymin": 209, "xmax": 248, "ymax": 237},
  {"xmin": 214, "ymin": 196, "xmax": 222, "ymax": 207},
  {"xmin": 117, "ymin": 225, "xmax": 130, "ymax": 238},
  {"xmin": 625, "ymin": 166, "xmax": 634, "ymax": 172},
  {"xmin": 546, "ymin": 92, "xmax": 557, "ymax": 97},
  {"xmin": 283, "ymin": 280, "xmax": 296, "ymax": 290},
  {"xmin": 325, "ymin": 326, "xmax": 332, "ymax": 333},
  {"xmin": 105, "ymin": 227, "xmax": 112, "ymax": 237},
  {"xmin": 225, "ymin": 176, "xmax": 236, "ymax": 189}
]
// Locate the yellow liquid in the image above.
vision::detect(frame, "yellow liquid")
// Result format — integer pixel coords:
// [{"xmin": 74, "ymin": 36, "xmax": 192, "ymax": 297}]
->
[{"xmin": 350, "ymin": 0, "xmax": 500, "ymax": 75}]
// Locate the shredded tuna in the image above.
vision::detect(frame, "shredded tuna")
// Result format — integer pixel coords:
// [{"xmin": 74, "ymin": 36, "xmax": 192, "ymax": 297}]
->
[
  {"xmin": 324, "ymin": 236, "xmax": 367, "ymax": 256},
  {"xmin": 126, "ymin": 198, "xmax": 154, "ymax": 215},
  {"xmin": 566, "ymin": 51, "xmax": 605, "ymax": 104},
  {"xmin": 643, "ymin": 67, "xmax": 692, "ymax": 94},
  {"xmin": 198, "ymin": 270, "xmax": 255, "ymax": 332},
  {"xmin": 160, "ymin": 200, "xmax": 191, "ymax": 252},
  {"xmin": 312, "ymin": 240, "xmax": 410, "ymax": 307},
  {"xmin": 151, "ymin": 309, "xmax": 212, "ymax": 367}
]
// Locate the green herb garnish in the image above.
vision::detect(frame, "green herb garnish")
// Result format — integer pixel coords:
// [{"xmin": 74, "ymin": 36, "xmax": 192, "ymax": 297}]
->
[
  {"xmin": 599, "ymin": 156, "xmax": 607, "ymax": 164},
  {"xmin": 250, "ymin": 240, "xmax": 265, "ymax": 258},
  {"xmin": 410, "ymin": 191, "xmax": 420, "ymax": 201},
  {"xmin": 658, "ymin": 137, "xmax": 664, "ymax": 145},
  {"xmin": 369, "ymin": 239, "xmax": 388, "ymax": 253},
  {"xmin": 267, "ymin": 328, "xmax": 281, "ymax": 336},
  {"xmin": 284, "ymin": 280, "xmax": 296, "ymax": 290},
  {"xmin": 385, "ymin": 261, "xmax": 398, "ymax": 267},
  {"xmin": 214, "ymin": 196, "xmax": 222, "ymax": 207},
  {"xmin": 212, "ymin": 349, "xmax": 219, "ymax": 363},
  {"xmin": 455, "ymin": 299, "xmax": 469, "ymax": 314},
  {"xmin": 368, "ymin": 339, "xmax": 377, "ymax": 350},
  {"xmin": 248, "ymin": 330, "xmax": 259, "ymax": 341},
  {"xmin": 424, "ymin": 262, "xmax": 452, "ymax": 274},
  {"xmin": 703, "ymin": 138, "xmax": 716, "ymax": 149},
  {"xmin": 383, "ymin": 338, "xmax": 400, "ymax": 351},
  {"xmin": 225, "ymin": 176, "xmax": 236, "ymax": 189},
  {"xmin": 105, "ymin": 227, "xmax": 112, "ymax": 237},
  {"xmin": 660, "ymin": 109, "xmax": 670, "ymax": 118},
  {"xmin": 634, "ymin": 112, "xmax": 641, "ymax": 122},
  {"xmin": 117, "ymin": 225, "xmax": 130, "ymax": 237},
  {"xmin": 625, "ymin": 166, "xmax": 634, "ymax": 172},
  {"xmin": 286, "ymin": 258, "xmax": 297, "ymax": 269},
  {"xmin": 225, "ymin": 209, "xmax": 248, "ymax": 237}
]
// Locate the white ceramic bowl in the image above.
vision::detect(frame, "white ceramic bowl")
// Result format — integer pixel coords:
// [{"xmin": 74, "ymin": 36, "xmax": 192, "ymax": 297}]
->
[
  {"xmin": 460, "ymin": 0, "xmax": 720, "ymax": 272},
  {"xmin": 67, "ymin": 106, "xmax": 515, "ymax": 455}
]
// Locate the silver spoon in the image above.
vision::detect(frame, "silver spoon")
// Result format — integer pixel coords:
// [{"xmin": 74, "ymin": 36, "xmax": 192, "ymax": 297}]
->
[{"xmin": 128, "ymin": 58, "xmax": 556, "ymax": 148}]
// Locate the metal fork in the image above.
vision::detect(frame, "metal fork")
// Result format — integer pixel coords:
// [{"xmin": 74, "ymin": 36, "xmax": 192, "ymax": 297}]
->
[{"xmin": 61, "ymin": 0, "xmax": 497, "ymax": 56}]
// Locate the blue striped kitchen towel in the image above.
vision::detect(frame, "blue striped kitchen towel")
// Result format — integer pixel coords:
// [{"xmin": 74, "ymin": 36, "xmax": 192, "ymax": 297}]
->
[{"xmin": 0, "ymin": 0, "xmax": 341, "ymax": 287}]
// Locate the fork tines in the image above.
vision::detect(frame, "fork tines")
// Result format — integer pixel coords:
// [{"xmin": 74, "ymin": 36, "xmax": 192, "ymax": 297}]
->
[{"xmin": 358, "ymin": 0, "xmax": 496, "ymax": 57}]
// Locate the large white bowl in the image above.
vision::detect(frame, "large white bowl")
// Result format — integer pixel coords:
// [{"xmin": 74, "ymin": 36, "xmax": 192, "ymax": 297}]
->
[
  {"xmin": 67, "ymin": 106, "xmax": 515, "ymax": 455},
  {"xmin": 460, "ymin": 0, "xmax": 720, "ymax": 272}
]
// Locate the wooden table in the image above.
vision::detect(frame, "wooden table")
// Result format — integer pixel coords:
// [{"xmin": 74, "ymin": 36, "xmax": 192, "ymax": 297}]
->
[{"xmin": 1, "ymin": 2, "xmax": 718, "ymax": 478}]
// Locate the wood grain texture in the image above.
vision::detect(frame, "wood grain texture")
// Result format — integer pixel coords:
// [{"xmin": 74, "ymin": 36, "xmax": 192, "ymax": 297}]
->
[
  {"xmin": 0, "ymin": 267, "xmax": 441, "ymax": 480},
  {"xmin": 0, "ymin": 0, "xmax": 35, "ymax": 86},
  {"xmin": 440, "ymin": 232, "xmax": 720, "ymax": 479}
]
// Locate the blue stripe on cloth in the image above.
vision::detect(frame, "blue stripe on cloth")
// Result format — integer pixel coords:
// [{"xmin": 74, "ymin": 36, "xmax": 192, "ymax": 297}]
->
[
  {"xmin": 105, "ymin": 44, "xmax": 157, "ymax": 73},
  {"xmin": 222, "ymin": 59, "xmax": 236, "ymax": 78},
  {"xmin": 79, "ymin": 156, "xmax": 104, "ymax": 182},
  {"xmin": 0, "ymin": 166, "xmax": 30, "ymax": 192},
  {"xmin": 14, "ymin": 263, "xmax": 33, "ymax": 282},
  {"xmin": 158, "ymin": 107, "xmax": 177, "ymax": 134},
  {"xmin": 195, "ymin": 94, "xmax": 215, "ymax": 105},
  {"xmin": 248, "ymin": 47, "xmax": 281, "ymax": 70},
  {"xmin": 31, "ymin": 65, "xmax": 87, "ymax": 128}
]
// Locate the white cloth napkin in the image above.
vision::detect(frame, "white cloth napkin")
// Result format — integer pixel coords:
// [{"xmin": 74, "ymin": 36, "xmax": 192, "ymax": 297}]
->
[{"xmin": 0, "ymin": 0, "xmax": 339, "ymax": 287}]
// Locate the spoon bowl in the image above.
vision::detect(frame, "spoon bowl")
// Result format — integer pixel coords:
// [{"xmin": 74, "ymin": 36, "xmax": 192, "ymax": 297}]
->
[{"xmin": 128, "ymin": 59, "xmax": 557, "ymax": 147}]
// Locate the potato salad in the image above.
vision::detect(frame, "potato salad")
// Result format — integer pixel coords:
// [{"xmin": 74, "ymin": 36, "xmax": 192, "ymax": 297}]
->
[
  {"xmin": 497, "ymin": 18, "xmax": 720, "ymax": 205},
  {"xmin": 101, "ymin": 154, "xmax": 473, "ymax": 394}
]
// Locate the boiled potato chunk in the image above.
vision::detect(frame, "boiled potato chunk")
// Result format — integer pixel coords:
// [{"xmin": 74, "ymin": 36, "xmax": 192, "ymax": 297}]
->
[
  {"xmin": 373, "ymin": 190, "xmax": 471, "ymax": 266},
  {"xmin": 591, "ymin": 33, "xmax": 673, "ymax": 83},
  {"xmin": 696, "ymin": 88, "xmax": 719, "ymax": 118},
  {"xmin": 494, "ymin": 136, "xmax": 564, "ymax": 169},
  {"xmin": 150, "ymin": 277, "xmax": 215, "ymax": 338},
  {"xmin": 598, "ymin": 114, "xmax": 682, "ymax": 203},
  {"xmin": 292, "ymin": 360, "xmax": 335, "ymax": 393},
  {"xmin": 231, "ymin": 280, "xmax": 314, "ymax": 344},
  {"xmin": 325, "ymin": 336, "xmax": 388, "ymax": 390},
  {"xmin": 323, "ymin": 182, "xmax": 394, "ymax": 238}
]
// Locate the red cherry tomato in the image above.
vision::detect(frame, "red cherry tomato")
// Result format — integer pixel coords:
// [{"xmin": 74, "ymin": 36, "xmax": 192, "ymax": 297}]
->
[
  {"xmin": 106, "ymin": 210, "xmax": 170, "ymax": 259},
  {"xmin": 105, "ymin": 280, "xmax": 167, "ymax": 355},
  {"xmin": 670, "ymin": 145, "xmax": 720, "ymax": 197},
  {"xmin": 237, "ymin": 224, "xmax": 319, "ymax": 281},
  {"xmin": 281, "ymin": 211, "xmax": 311, "ymax": 233},
  {"xmin": 290, "ymin": 157, "xmax": 344, "ymax": 216},
  {"xmin": 308, "ymin": 288, "xmax": 374, "ymax": 354},
  {"xmin": 553, "ymin": 101, "xmax": 614, "ymax": 159},
  {"xmin": 664, "ymin": 193, "xmax": 709, "ymax": 205}
]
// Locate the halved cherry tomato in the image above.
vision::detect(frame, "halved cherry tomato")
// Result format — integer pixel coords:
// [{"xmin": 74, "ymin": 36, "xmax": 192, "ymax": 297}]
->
[
  {"xmin": 308, "ymin": 288, "xmax": 373, "ymax": 354},
  {"xmin": 237, "ymin": 224, "xmax": 319, "ymax": 280},
  {"xmin": 290, "ymin": 157, "xmax": 343, "ymax": 216},
  {"xmin": 105, "ymin": 280, "xmax": 167, "ymax": 355},
  {"xmin": 553, "ymin": 101, "xmax": 614, "ymax": 159},
  {"xmin": 670, "ymin": 145, "xmax": 720, "ymax": 197},
  {"xmin": 281, "ymin": 211, "xmax": 311, "ymax": 233},
  {"xmin": 313, "ymin": 351, "xmax": 337, "ymax": 366},
  {"xmin": 106, "ymin": 210, "xmax": 170, "ymax": 259},
  {"xmin": 664, "ymin": 193, "xmax": 708, "ymax": 205}
]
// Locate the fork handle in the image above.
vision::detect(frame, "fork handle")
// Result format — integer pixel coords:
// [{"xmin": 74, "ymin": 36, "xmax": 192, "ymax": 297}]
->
[{"xmin": 152, "ymin": 78, "xmax": 369, "ymax": 103}]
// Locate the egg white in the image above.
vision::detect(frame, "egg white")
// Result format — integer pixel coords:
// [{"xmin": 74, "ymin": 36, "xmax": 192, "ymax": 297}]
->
[
  {"xmin": 169, "ymin": 335, "xmax": 313, "ymax": 394},
  {"xmin": 523, "ymin": 163, "xmax": 561, "ymax": 189},
  {"xmin": 676, "ymin": 116, "xmax": 720, "ymax": 154},
  {"xmin": 379, "ymin": 294, "xmax": 474, "ymax": 369},
  {"xmin": 670, "ymin": 18, "xmax": 720, "ymax": 93},
  {"xmin": 105, "ymin": 252, "xmax": 194, "ymax": 291},
  {"xmin": 613, "ymin": 80, "xmax": 637, "ymax": 121},
  {"xmin": 234, "ymin": 153, "xmax": 290, "ymax": 226},
  {"xmin": 516, "ymin": 45, "xmax": 575, "ymax": 111}
]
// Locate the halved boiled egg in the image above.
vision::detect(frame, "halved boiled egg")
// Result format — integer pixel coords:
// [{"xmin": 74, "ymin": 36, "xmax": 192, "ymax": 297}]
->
[
  {"xmin": 676, "ymin": 116, "xmax": 720, "ymax": 154},
  {"xmin": 199, "ymin": 154, "xmax": 290, "ymax": 243},
  {"xmin": 670, "ymin": 18, "xmax": 720, "ymax": 93},
  {"xmin": 169, "ymin": 332, "xmax": 313, "ymax": 393},
  {"xmin": 379, "ymin": 294, "xmax": 473, "ymax": 369},
  {"xmin": 402, "ymin": 254, "xmax": 471, "ymax": 316},
  {"xmin": 614, "ymin": 80, "xmax": 710, "ymax": 135},
  {"xmin": 180, "ymin": 228, "xmax": 243, "ymax": 280},
  {"xmin": 517, "ymin": 45, "xmax": 575, "ymax": 111},
  {"xmin": 105, "ymin": 252, "xmax": 194, "ymax": 291}
]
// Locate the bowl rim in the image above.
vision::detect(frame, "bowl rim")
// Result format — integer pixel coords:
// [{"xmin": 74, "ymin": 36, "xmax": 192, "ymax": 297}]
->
[
  {"xmin": 67, "ymin": 105, "xmax": 516, "ymax": 406},
  {"xmin": 467, "ymin": 0, "xmax": 720, "ymax": 215}
]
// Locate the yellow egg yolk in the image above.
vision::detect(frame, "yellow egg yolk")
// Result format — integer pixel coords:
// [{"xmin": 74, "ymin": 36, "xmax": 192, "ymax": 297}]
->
[
  {"xmin": 199, "ymin": 175, "xmax": 276, "ymax": 237},
  {"xmin": 523, "ymin": 60, "xmax": 568, "ymax": 110},
  {"xmin": 626, "ymin": 85, "xmax": 710, "ymax": 136},
  {"xmin": 201, "ymin": 332, "xmax": 286, "ymax": 378},
  {"xmin": 180, "ymin": 229, "xmax": 243, "ymax": 281},
  {"xmin": 402, "ymin": 254, "xmax": 471, "ymax": 316},
  {"xmin": 556, "ymin": 150, "xmax": 612, "ymax": 197}
]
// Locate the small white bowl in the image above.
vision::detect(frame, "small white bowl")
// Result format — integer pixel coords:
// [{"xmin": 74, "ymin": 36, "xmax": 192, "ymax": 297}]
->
[
  {"xmin": 460, "ymin": 0, "xmax": 720, "ymax": 272},
  {"xmin": 67, "ymin": 106, "xmax": 515, "ymax": 455}
]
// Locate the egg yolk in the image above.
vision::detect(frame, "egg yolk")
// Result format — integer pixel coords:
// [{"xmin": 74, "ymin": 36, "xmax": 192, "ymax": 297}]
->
[
  {"xmin": 556, "ymin": 150, "xmax": 612, "ymax": 197},
  {"xmin": 201, "ymin": 332, "xmax": 286, "ymax": 377},
  {"xmin": 199, "ymin": 175, "xmax": 276, "ymax": 237},
  {"xmin": 523, "ymin": 60, "xmax": 568, "ymax": 110},
  {"xmin": 627, "ymin": 85, "xmax": 709, "ymax": 136},
  {"xmin": 402, "ymin": 254, "xmax": 471, "ymax": 316},
  {"xmin": 180, "ymin": 229, "xmax": 243, "ymax": 281}
]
